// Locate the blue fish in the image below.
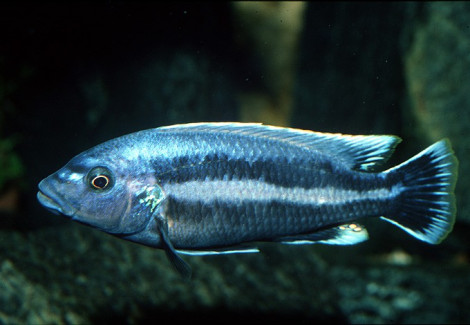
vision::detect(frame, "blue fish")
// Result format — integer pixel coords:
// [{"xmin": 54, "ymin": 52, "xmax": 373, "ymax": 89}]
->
[{"xmin": 37, "ymin": 123, "xmax": 458, "ymax": 278}]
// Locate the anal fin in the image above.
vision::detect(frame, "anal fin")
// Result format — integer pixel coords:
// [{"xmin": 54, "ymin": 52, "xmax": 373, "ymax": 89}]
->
[{"xmin": 276, "ymin": 223, "xmax": 369, "ymax": 246}]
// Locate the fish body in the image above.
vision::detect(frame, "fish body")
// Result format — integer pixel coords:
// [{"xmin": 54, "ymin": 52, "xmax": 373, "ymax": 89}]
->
[{"xmin": 37, "ymin": 123, "xmax": 458, "ymax": 278}]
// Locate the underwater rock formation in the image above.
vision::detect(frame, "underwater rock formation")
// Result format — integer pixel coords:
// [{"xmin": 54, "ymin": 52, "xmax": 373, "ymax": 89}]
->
[{"xmin": 404, "ymin": 2, "xmax": 470, "ymax": 223}]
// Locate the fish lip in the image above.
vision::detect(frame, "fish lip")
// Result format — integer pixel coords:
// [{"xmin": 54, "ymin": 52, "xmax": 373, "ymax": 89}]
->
[
  {"xmin": 37, "ymin": 190, "xmax": 62, "ymax": 215},
  {"xmin": 37, "ymin": 179, "xmax": 76, "ymax": 217}
]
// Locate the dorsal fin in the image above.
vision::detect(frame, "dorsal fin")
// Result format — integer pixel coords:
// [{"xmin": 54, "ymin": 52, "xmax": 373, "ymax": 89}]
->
[{"xmin": 158, "ymin": 122, "xmax": 402, "ymax": 171}]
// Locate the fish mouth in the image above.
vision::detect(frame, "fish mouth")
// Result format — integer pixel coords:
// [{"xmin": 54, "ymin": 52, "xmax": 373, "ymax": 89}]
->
[
  {"xmin": 37, "ymin": 179, "xmax": 76, "ymax": 217},
  {"xmin": 37, "ymin": 190, "xmax": 63, "ymax": 215}
]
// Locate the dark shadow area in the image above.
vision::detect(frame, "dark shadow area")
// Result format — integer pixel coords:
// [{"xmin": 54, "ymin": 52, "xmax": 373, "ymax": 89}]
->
[{"xmin": 90, "ymin": 305, "xmax": 349, "ymax": 325}]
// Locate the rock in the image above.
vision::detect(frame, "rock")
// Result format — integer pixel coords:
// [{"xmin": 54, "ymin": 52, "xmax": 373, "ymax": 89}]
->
[
  {"xmin": 0, "ymin": 225, "xmax": 342, "ymax": 324},
  {"xmin": 404, "ymin": 2, "xmax": 470, "ymax": 223},
  {"xmin": 1, "ymin": 222, "xmax": 469, "ymax": 323}
]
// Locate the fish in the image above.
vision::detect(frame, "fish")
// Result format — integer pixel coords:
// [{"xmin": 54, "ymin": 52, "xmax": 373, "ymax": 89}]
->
[{"xmin": 37, "ymin": 122, "xmax": 458, "ymax": 279}]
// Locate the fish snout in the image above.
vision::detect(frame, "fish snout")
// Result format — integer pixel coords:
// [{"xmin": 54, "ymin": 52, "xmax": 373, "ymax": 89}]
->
[{"xmin": 37, "ymin": 176, "xmax": 76, "ymax": 217}]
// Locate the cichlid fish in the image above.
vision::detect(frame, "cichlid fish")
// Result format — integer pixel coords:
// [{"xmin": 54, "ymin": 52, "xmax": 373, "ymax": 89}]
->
[{"xmin": 37, "ymin": 123, "xmax": 458, "ymax": 278}]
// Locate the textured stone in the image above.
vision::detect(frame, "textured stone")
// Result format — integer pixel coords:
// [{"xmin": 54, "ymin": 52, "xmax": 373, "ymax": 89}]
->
[
  {"xmin": 1, "ymin": 223, "xmax": 469, "ymax": 324},
  {"xmin": 404, "ymin": 2, "xmax": 470, "ymax": 222},
  {"xmin": 0, "ymin": 225, "xmax": 342, "ymax": 323}
]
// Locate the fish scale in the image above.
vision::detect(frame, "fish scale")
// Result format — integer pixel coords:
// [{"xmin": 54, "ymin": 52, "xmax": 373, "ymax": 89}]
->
[{"xmin": 37, "ymin": 122, "xmax": 458, "ymax": 279}]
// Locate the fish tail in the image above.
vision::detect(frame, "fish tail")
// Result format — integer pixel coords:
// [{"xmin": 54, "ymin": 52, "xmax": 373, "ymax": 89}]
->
[{"xmin": 382, "ymin": 139, "xmax": 458, "ymax": 244}]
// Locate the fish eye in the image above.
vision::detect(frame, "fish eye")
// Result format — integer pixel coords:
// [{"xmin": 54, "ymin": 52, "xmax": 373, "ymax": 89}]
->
[{"xmin": 87, "ymin": 167, "xmax": 114, "ymax": 191}]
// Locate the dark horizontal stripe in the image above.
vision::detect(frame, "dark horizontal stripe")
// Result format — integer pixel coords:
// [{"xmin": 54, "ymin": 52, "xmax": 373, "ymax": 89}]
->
[
  {"xmin": 154, "ymin": 152, "xmax": 388, "ymax": 191},
  {"xmin": 165, "ymin": 196, "xmax": 391, "ymax": 249}
]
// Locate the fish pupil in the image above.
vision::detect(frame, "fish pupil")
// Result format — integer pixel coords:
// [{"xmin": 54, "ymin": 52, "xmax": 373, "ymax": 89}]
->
[{"xmin": 92, "ymin": 175, "xmax": 109, "ymax": 189}]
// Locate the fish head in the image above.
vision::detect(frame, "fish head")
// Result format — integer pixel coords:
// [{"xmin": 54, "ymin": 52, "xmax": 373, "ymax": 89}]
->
[{"xmin": 37, "ymin": 147, "xmax": 164, "ymax": 236}]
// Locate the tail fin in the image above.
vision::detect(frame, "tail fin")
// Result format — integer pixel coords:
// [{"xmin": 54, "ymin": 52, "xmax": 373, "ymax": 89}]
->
[{"xmin": 382, "ymin": 139, "xmax": 458, "ymax": 244}]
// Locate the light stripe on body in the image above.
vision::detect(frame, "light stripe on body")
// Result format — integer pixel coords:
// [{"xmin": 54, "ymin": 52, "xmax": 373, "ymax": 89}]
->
[{"xmin": 164, "ymin": 179, "xmax": 402, "ymax": 205}]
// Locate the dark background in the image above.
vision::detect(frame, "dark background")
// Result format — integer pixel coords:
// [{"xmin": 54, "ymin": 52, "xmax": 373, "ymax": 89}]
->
[{"xmin": 3, "ymin": 2, "xmax": 407, "ymax": 227}]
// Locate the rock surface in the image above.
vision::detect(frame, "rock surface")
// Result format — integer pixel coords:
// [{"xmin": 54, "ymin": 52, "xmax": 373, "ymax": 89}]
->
[
  {"xmin": 1, "ymin": 222, "xmax": 468, "ymax": 324},
  {"xmin": 404, "ymin": 2, "xmax": 470, "ymax": 224}
]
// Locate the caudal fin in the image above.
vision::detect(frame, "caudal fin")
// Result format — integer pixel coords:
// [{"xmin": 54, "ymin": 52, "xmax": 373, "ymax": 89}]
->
[{"xmin": 382, "ymin": 139, "xmax": 458, "ymax": 244}]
